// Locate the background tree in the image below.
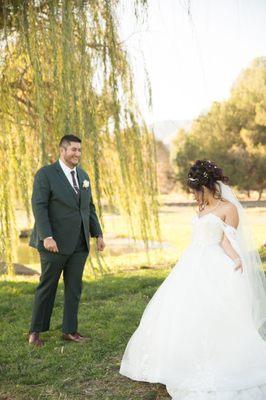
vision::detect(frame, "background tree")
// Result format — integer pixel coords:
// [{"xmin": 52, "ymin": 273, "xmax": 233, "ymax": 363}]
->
[
  {"xmin": 172, "ymin": 57, "xmax": 266, "ymax": 197},
  {"xmin": 0, "ymin": 0, "xmax": 160, "ymax": 275},
  {"xmin": 155, "ymin": 140, "xmax": 176, "ymax": 194}
]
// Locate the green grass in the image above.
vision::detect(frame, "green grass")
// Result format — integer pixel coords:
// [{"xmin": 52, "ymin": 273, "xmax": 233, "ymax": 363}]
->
[
  {"xmin": 1, "ymin": 205, "xmax": 265, "ymax": 399},
  {"xmin": 0, "ymin": 270, "xmax": 171, "ymax": 400}
]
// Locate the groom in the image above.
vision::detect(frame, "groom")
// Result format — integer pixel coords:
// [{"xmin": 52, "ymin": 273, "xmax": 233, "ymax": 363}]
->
[{"xmin": 28, "ymin": 134, "xmax": 105, "ymax": 346}]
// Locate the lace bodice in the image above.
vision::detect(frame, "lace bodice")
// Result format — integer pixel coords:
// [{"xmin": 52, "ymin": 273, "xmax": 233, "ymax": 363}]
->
[{"xmin": 191, "ymin": 212, "xmax": 236, "ymax": 247}]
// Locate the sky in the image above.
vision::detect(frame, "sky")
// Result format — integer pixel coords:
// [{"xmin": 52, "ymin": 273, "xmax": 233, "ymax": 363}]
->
[{"xmin": 118, "ymin": 0, "xmax": 266, "ymax": 125}]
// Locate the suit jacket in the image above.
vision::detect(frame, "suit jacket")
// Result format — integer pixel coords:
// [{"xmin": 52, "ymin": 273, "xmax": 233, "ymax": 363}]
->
[{"xmin": 29, "ymin": 160, "xmax": 102, "ymax": 254}]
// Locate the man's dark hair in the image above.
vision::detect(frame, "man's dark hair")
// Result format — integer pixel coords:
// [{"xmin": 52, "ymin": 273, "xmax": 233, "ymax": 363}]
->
[{"xmin": 59, "ymin": 134, "xmax": 81, "ymax": 148}]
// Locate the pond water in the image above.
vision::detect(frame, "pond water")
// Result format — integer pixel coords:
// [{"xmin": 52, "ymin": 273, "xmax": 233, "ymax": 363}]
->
[{"xmin": 16, "ymin": 237, "xmax": 173, "ymax": 265}]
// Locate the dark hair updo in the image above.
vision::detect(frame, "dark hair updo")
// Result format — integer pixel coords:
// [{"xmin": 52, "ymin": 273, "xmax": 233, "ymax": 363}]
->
[{"xmin": 187, "ymin": 160, "xmax": 229, "ymax": 199}]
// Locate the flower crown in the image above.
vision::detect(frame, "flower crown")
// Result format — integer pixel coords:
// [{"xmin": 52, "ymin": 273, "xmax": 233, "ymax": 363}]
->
[{"xmin": 188, "ymin": 160, "xmax": 219, "ymax": 184}]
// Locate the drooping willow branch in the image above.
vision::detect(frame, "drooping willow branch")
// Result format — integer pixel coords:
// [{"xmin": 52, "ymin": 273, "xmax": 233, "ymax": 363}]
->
[{"xmin": 0, "ymin": 0, "xmax": 160, "ymax": 275}]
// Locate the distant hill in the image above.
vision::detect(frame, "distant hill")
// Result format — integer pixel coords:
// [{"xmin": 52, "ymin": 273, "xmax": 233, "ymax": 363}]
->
[{"xmin": 149, "ymin": 120, "xmax": 191, "ymax": 147}]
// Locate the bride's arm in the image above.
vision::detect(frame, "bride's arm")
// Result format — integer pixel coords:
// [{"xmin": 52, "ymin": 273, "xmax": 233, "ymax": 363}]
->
[{"xmin": 220, "ymin": 204, "xmax": 243, "ymax": 273}]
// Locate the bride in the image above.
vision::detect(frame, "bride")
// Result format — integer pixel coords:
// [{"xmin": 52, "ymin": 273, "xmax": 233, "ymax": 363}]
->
[{"xmin": 119, "ymin": 160, "xmax": 266, "ymax": 400}]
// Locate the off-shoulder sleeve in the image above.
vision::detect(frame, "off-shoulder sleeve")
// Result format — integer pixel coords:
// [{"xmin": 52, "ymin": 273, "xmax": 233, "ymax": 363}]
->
[{"xmin": 220, "ymin": 221, "xmax": 243, "ymax": 261}]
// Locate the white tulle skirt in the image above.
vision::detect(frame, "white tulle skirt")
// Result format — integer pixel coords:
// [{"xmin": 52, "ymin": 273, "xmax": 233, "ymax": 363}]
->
[{"xmin": 119, "ymin": 243, "xmax": 266, "ymax": 399}]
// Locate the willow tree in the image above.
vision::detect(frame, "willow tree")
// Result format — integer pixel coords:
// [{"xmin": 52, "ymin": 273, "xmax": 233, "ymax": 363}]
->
[{"xmin": 0, "ymin": 0, "xmax": 160, "ymax": 275}]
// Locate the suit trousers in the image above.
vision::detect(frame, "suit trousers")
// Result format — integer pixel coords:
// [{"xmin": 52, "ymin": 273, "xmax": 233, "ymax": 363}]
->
[{"xmin": 30, "ymin": 225, "xmax": 89, "ymax": 333}]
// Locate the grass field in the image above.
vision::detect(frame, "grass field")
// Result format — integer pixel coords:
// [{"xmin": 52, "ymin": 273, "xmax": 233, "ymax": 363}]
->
[
  {"xmin": 0, "ymin": 205, "xmax": 265, "ymax": 399},
  {"xmin": 0, "ymin": 270, "xmax": 171, "ymax": 400}
]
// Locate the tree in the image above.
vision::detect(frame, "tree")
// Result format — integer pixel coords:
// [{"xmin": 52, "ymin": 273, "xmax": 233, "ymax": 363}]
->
[
  {"xmin": 172, "ymin": 57, "xmax": 266, "ymax": 197},
  {"xmin": 0, "ymin": 0, "xmax": 160, "ymax": 275},
  {"xmin": 155, "ymin": 141, "xmax": 175, "ymax": 193}
]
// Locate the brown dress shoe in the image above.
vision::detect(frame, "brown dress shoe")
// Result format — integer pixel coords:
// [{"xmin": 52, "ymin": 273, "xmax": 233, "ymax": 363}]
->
[
  {"xmin": 75, "ymin": 332, "xmax": 87, "ymax": 341},
  {"xmin": 28, "ymin": 332, "xmax": 44, "ymax": 347},
  {"xmin": 62, "ymin": 332, "xmax": 87, "ymax": 343}
]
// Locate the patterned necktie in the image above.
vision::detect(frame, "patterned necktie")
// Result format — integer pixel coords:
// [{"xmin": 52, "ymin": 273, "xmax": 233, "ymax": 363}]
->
[{"xmin": 70, "ymin": 170, "xmax": 79, "ymax": 195}]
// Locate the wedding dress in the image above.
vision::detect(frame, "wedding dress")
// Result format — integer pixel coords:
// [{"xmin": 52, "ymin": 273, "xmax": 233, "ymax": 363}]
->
[{"xmin": 119, "ymin": 183, "xmax": 266, "ymax": 400}]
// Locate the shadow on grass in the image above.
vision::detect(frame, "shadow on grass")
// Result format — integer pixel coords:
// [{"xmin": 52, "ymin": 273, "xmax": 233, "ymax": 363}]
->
[{"xmin": 0, "ymin": 271, "xmax": 170, "ymax": 400}]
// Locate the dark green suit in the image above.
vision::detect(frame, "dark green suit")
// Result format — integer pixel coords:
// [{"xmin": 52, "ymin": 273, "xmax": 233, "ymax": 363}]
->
[{"xmin": 29, "ymin": 160, "xmax": 102, "ymax": 333}]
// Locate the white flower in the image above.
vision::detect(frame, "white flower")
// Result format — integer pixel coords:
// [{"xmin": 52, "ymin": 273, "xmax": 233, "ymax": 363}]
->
[{"xmin": 82, "ymin": 179, "xmax": 90, "ymax": 189}]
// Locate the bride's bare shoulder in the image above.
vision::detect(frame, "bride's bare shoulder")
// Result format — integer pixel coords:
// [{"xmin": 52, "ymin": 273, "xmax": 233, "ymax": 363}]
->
[
  {"xmin": 220, "ymin": 199, "xmax": 239, "ymax": 227},
  {"xmin": 221, "ymin": 199, "xmax": 237, "ymax": 211}
]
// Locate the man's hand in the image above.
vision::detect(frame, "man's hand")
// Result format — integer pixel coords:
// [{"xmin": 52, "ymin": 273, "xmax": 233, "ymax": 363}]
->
[
  {"xmin": 96, "ymin": 237, "xmax": 105, "ymax": 252},
  {"xmin": 43, "ymin": 237, "xmax": 59, "ymax": 253}
]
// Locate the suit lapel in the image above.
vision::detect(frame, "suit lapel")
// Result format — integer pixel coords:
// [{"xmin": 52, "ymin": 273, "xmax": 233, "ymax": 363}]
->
[
  {"xmin": 77, "ymin": 168, "xmax": 88, "ymax": 208},
  {"xmin": 54, "ymin": 160, "xmax": 79, "ymax": 206}
]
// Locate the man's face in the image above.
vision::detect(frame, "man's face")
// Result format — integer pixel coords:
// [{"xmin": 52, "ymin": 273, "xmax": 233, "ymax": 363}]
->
[{"xmin": 60, "ymin": 141, "xmax": 82, "ymax": 168}]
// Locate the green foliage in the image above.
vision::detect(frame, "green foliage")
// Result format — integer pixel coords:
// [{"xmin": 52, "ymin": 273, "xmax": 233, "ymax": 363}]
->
[
  {"xmin": 0, "ymin": 205, "xmax": 265, "ymax": 397},
  {"xmin": 0, "ymin": 0, "xmax": 159, "ymax": 274},
  {"xmin": 0, "ymin": 270, "xmax": 170, "ymax": 399},
  {"xmin": 172, "ymin": 57, "xmax": 266, "ymax": 196}
]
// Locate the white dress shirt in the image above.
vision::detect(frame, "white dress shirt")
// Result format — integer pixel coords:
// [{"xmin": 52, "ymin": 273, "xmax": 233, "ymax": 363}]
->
[{"xmin": 59, "ymin": 158, "xmax": 79, "ymax": 191}]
